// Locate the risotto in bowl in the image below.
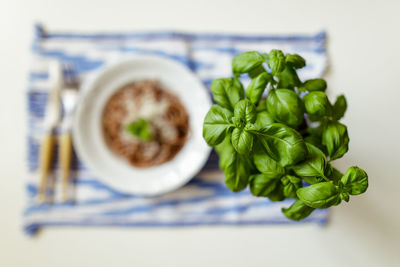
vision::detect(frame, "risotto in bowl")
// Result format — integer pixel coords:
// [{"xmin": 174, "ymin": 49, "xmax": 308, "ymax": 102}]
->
[{"xmin": 102, "ymin": 80, "xmax": 189, "ymax": 167}]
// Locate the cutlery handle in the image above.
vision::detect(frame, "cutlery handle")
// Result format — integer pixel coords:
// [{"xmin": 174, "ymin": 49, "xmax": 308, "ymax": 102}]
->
[
  {"xmin": 38, "ymin": 134, "xmax": 55, "ymax": 203},
  {"xmin": 59, "ymin": 133, "xmax": 73, "ymax": 202}
]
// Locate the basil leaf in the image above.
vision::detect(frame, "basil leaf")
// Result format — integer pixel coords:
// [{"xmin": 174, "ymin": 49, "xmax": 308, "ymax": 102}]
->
[
  {"xmin": 231, "ymin": 116, "xmax": 243, "ymax": 128},
  {"xmin": 215, "ymin": 134, "xmax": 233, "ymax": 170},
  {"xmin": 281, "ymin": 175, "xmax": 303, "ymax": 198},
  {"xmin": 303, "ymin": 91, "xmax": 332, "ymax": 118},
  {"xmin": 253, "ymin": 144, "xmax": 285, "ymax": 178},
  {"xmin": 296, "ymin": 182, "xmax": 341, "ymax": 208},
  {"xmin": 244, "ymin": 122, "xmax": 257, "ymax": 131},
  {"xmin": 299, "ymin": 79, "xmax": 327, "ymax": 92},
  {"xmin": 268, "ymin": 49, "xmax": 286, "ymax": 75},
  {"xmin": 203, "ymin": 105, "xmax": 233, "ymax": 146},
  {"xmin": 256, "ymin": 98, "xmax": 267, "ymax": 112},
  {"xmin": 211, "ymin": 78, "xmax": 244, "ymax": 111},
  {"xmin": 266, "ymin": 89, "xmax": 304, "ymax": 128},
  {"xmin": 232, "ymin": 51, "xmax": 265, "ymax": 74},
  {"xmin": 277, "ymin": 65, "xmax": 301, "ymax": 89},
  {"xmin": 251, "ymin": 123, "xmax": 308, "ymax": 167},
  {"xmin": 233, "ymin": 99, "xmax": 257, "ymax": 124},
  {"xmin": 248, "ymin": 65, "xmax": 267, "ymax": 79},
  {"xmin": 305, "ymin": 125, "xmax": 328, "ymax": 153},
  {"xmin": 326, "ymin": 165, "xmax": 343, "ymax": 183},
  {"xmin": 125, "ymin": 118, "xmax": 153, "ymax": 141},
  {"xmin": 340, "ymin": 166, "xmax": 368, "ymax": 195},
  {"xmin": 261, "ymin": 52, "xmax": 269, "ymax": 59},
  {"xmin": 332, "ymin": 95, "xmax": 347, "ymax": 120},
  {"xmin": 249, "ymin": 173, "xmax": 280, "ymax": 197},
  {"xmin": 285, "ymin": 53, "xmax": 306, "ymax": 69},
  {"xmin": 224, "ymin": 150, "xmax": 253, "ymax": 192},
  {"xmin": 292, "ymin": 143, "xmax": 327, "ymax": 184},
  {"xmin": 282, "ymin": 200, "xmax": 315, "ymax": 221},
  {"xmin": 267, "ymin": 182, "xmax": 285, "ymax": 201},
  {"xmin": 304, "ymin": 134, "xmax": 326, "ymax": 154},
  {"xmin": 254, "ymin": 111, "xmax": 274, "ymax": 129},
  {"xmin": 307, "ymin": 124, "xmax": 325, "ymax": 137},
  {"xmin": 217, "ymin": 137, "xmax": 253, "ymax": 192},
  {"xmin": 246, "ymin": 72, "xmax": 271, "ymax": 104},
  {"xmin": 231, "ymin": 127, "xmax": 253, "ymax": 154},
  {"xmin": 322, "ymin": 121, "xmax": 349, "ymax": 160},
  {"xmin": 339, "ymin": 192, "xmax": 350, "ymax": 202}
]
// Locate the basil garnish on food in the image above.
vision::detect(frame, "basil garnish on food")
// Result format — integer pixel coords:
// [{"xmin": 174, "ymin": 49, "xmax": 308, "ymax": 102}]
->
[{"xmin": 126, "ymin": 118, "xmax": 153, "ymax": 141}]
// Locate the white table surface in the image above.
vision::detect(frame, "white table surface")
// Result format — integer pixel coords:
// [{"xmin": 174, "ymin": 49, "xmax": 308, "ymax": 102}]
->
[{"xmin": 1, "ymin": 0, "xmax": 399, "ymax": 266}]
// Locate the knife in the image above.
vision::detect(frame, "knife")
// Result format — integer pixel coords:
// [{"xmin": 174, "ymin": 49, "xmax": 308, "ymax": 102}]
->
[{"xmin": 37, "ymin": 61, "xmax": 62, "ymax": 203}]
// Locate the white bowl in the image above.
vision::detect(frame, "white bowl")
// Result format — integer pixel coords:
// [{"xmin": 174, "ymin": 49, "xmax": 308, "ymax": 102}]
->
[{"xmin": 73, "ymin": 55, "xmax": 212, "ymax": 196}]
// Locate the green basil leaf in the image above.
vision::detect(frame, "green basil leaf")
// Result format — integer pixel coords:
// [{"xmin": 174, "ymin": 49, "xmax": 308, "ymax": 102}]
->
[
  {"xmin": 248, "ymin": 65, "xmax": 267, "ymax": 79},
  {"xmin": 277, "ymin": 65, "xmax": 301, "ymax": 89},
  {"xmin": 231, "ymin": 116, "xmax": 243, "ymax": 128},
  {"xmin": 307, "ymin": 114, "xmax": 323, "ymax": 122},
  {"xmin": 326, "ymin": 165, "xmax": 343, "ymax": 183},
  {"xmin": 339, "ymin": 192, "xmax": 350, "ymax": 202},
  {"xmin": 268, "ymin": 49, "xmax": 286, "ymax": 75},
  {"xmin": 125, "ymin": 118, "xmax": 153, "ymax": 141},
  {"xmin": 253, "ymin": 144, "xmax": 285, "ymax": 178},
  {"xmin": 281, "ymin": 175, "xmax": 303, "ymax": 198},
  {"xmin": 299, "ymin": 79, "xmax": 327, "ymax": 92},
  {"xmin": 215, "ymin": 134, "xmax": 233, "ymax": 170},
  {"xmin": 254, "ymin": 111, "xmax": 274, "ymax": 129},
  {"xmin": 303, "ymin": 91, "xmax": 332, "ymax": 118},
  {"xmin": 244, "ymin": 122, "xmax": 258, "ymax": 131},
  {"xmin": 246, "ymin": 72, "xmax": 271, "ymax": 104},
  {"xmin": 261, "ymin": 52, "xmax": 269, "ymax": 59},
  {"xmin": 322, "ymin": 121, "xmax": 349, "ymax": 160},
  {"xmin": 231, "ymin": 127, "xmax": 253, "ymax": 154},
  {"xmin": 332, "ymin": 95, "xmax": 347, "ymax": 120},
  {"xmin": 292, "ymin": 143, "xmax": 327, "ymax": 184},
  {"xmin": 285, "ymin": 53, "xmax": 306, "ymax": 69},
  {"xmin": 266, "ymin": 89, "xmax": 304, "ymax": 128},
  {"xmin": 232, "ymin": 51, "xmax": 265, "ymax": 74},
  {"xmin": 307, "ymin": 124, "xmax": 325, "ymax": 137},
  {"xmin": 211, "ymin": 78, "xmax": 244, "ymax": 111},
  {"xmin": 203, "ymin": 105, "xmax": 233, "ymax": 146},
  {"xmin": 282, "ymin": 200, "xmax": 315, "ymax": 221},
  {"xmin": 304, "ymin": 134, "xmax": 326, "ymax": 154},
  {"xmin": 233, "ymin": 99, "xmax": 257, "ymax": 124},
  {"xmin": 256, "ymin": 98, "xmax": 267, "ymax": 112},
  {"xmin": 250, "ymin": 123, "xmax": 307, "ymax": 167},
  {"xmin": 249, "ymin": 173, "xmax": 280, "ymax": 197},
  {"xmin": 340, "ymin": 166, "xmax": 368, "ymax": 195},
  {"xmin": 305, "ymin": 125, "xmax": 328, "ymax": 153},
  {"xmin": 267, "ymin": 182, "xmax": 285, "ymax": 201},
  {"xmin": 224, "ymin": 150, "xmax": 253, "ymax": 192},
  {"xmin": 296, "ymin": 182, "xmax": 341, "ymax": 208}
]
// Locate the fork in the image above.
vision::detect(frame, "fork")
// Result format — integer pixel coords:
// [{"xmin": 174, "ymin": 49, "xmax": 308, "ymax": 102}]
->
[{"xmin": 59, "ymin": 63, "xmax": 79, "ymax": 202}]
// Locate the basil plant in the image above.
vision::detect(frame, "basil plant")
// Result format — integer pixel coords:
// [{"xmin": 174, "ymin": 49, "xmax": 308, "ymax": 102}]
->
[{"xmin": 202, "ymin": 50, "xmax": 368, "ymax": 221}]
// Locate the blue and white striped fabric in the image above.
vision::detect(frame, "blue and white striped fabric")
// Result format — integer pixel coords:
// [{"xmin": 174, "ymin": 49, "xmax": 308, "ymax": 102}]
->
[{"xmin": 24, "ymin": 25, "xmax": 328, "ymax": 235}]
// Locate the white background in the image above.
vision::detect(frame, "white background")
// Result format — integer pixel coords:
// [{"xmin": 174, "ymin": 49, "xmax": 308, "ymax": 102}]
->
[{"xmin": 1, "ymin": 0, "xmax": 399, "ymax": 266}]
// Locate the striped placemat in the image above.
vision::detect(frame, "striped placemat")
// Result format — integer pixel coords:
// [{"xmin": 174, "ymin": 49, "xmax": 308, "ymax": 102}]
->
[{"xmin": 24, "ymin": 24, "xmax": 328, "ymax": 235}]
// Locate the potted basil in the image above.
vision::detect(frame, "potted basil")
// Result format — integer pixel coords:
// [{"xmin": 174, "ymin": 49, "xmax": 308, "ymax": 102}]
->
[{"xmin": 202, "ymin": 50, "xmax": 368, "ymax": 221}]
